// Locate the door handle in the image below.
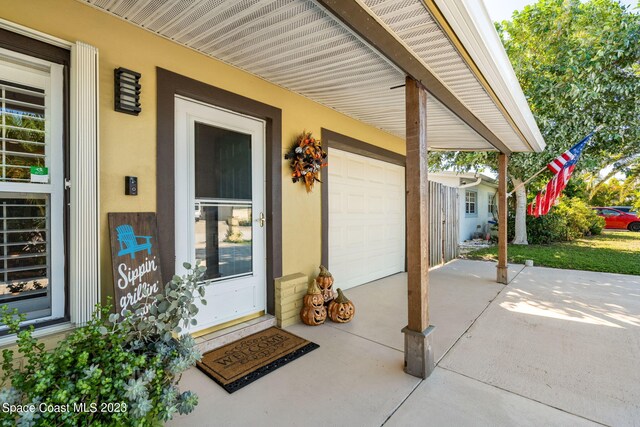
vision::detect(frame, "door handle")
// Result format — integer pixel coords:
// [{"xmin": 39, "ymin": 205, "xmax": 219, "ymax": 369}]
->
[{"xmin": 258, "ymin": 212, "xmax": 266, "ymax": 227}]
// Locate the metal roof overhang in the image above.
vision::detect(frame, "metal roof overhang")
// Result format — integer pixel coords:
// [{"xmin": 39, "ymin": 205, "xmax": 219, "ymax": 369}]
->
[{"xmin": 82, "ymin": 0, "xmax": 545, "ymax": 154}]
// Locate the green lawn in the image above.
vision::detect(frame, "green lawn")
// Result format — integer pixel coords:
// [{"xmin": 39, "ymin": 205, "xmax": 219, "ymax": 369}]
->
[{"xmin": 464, "ymin": 231, "xmax": 640, "ymax": 276}]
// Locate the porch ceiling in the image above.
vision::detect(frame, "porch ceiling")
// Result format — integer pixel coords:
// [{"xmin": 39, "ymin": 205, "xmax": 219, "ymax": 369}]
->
[{"xmin": 81, "ymin": 0, "xmax": 542, "ymax": 153}]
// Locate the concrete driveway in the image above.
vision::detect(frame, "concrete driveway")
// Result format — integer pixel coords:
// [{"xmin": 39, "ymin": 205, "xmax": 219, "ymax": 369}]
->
[
  {"xmin": 170, "ymin": 260, "xmax": 640, "ymax": 426},
  {"xmin": 439, "ymin": 265, "xmax": 640, "ymax": 426}
]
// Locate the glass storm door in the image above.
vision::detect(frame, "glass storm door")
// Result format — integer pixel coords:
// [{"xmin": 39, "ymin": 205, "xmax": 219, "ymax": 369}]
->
[{"xmin": 175, "ymin": 97, "xmax": 266, "ymax": 332}]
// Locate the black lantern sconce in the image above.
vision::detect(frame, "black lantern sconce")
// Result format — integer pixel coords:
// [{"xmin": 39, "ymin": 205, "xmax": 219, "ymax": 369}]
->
[{"xmin": 114, "ymin": 67, "xmax": 141, "ymax": 115}]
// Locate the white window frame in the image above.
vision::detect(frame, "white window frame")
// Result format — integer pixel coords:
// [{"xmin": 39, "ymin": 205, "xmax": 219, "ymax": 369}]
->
[
  {"xmin": 465, "ymin": 190, "xmax": 477, "ymax": 217},
  {"xmin": 0, "ymin": 47, "xmax": 65, "ymax": 324},
  {"xmin": 488, "ymin": 193, "xmax": 496, "ymax": 214},
  {"xmin": 0, "ymin": 19, "xmax": 99, "ymax": 344}
]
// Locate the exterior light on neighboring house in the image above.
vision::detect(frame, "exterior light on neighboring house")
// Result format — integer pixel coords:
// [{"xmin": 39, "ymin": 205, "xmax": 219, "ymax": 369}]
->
[{"xmin": 114, "ymin": 67, "xmax": 141, "ymax": 115}]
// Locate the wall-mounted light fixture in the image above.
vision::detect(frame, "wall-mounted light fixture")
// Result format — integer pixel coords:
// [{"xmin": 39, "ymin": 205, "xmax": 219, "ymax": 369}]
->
[{"xmin": 114, "ymin": 67, "xmax": 141, "ymax": 115}]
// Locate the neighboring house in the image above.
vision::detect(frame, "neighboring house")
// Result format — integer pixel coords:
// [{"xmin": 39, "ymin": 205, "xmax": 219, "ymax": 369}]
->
[
  {"xmin": 0, "ymin": 0, "xmax": 545, "ymax": 376},
  {"xmin": 430, "ymin": 172, "xmax": 498, "ymax": 243}
]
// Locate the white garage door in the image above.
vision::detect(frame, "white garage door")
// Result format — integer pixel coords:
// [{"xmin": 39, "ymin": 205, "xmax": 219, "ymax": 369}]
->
[{"xmin": 328, "ymin": 148, "xmax": 405, "ymax": 290}]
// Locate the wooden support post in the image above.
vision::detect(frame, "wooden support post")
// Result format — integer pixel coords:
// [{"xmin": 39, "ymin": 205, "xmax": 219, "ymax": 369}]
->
[
  {"xmin": 402, "ymin": 76, "xmax": 435, "ymax": 379},
  {"xmin": 497, "ymin": 153, "xmax": 509, "ymax": 284}
]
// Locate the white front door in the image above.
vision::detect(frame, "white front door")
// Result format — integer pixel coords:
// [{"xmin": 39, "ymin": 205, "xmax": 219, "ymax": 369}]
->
[{"xmin": 175, "ymin": 97, "xmax": 266, "ymax": 332}]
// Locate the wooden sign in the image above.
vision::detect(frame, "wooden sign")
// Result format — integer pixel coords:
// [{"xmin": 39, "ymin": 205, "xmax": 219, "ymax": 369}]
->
[{"xmin": 108, "ymin": 212, "xmax": 164, "ymax": 318}]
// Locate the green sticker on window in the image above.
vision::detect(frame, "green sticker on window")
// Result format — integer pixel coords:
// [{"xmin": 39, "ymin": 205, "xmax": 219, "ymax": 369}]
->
[
  {"xmin": 30, "ymin": 166, "xmax": 49, "ymax": 183},
  {"xmin": 30, "ymin": 166, "xmax": 48, "ymax": 175}
]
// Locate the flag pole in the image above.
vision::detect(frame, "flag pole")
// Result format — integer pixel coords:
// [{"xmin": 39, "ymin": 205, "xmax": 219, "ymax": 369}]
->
[
  {"xmin": 507, "ymin": 166, "xmax": 547, "ymax": 197},
  {"xmin": 506, "ymin": 125, "xmax": 604, "ymax": 197}
]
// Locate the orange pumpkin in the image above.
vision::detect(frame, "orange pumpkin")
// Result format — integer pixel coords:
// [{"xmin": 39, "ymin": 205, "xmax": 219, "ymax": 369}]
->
[
  {"xmin": 315, "ymin": 265, "xmax": 335, "ymax": 305},
  {"xmin": 303, "ymin": 281, "xmax": 325, "ymax": 309},
  {"xmin": 300, "ymin": 305, "xmax": 326, "ymax": 326},
  {"xmin": 328, "ymin": 289, "xmax": 355, "ymax": 323},
  {"xmin": 300, "ymin": 281, "xmax": 327, "ymax": 326}
]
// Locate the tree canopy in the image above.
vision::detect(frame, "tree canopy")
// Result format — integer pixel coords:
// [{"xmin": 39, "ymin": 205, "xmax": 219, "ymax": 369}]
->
[
  {"xmin": 430, "ymin": 0, "xmax": 640, "ymax": 184},
  {"xmin": 585, "ymin": 162, "xmax": 640, "ymax": 209}
]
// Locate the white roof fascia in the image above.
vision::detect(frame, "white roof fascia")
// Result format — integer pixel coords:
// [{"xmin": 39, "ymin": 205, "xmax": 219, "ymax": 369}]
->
[
  {"xmin": 430, "ymin": 171, "xmax": 498, "ymax": 187},
  {"xmin": 433, "ymin": 0, "xmax": 546, "ymax": 153}
]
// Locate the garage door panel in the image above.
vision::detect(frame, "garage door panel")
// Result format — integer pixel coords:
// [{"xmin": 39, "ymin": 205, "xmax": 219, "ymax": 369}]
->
[
  {"xmin": 328, "ymin": 148, "xmax": 405, "ymax": 291},
  {"xmin": 328, "ymin": 190, "xmax": 343, "ymax": 214},
  {"xmin": 386, "ymin": 166, "xmax": 404, "ymax": 183},
  {"xmin": 367, "ymin": 164, "xmax": 386, "ymax": 183},
  {"xmin": 387, "ymin": 223, "xmax": 404, "ymax": 238},
  {"xmin": 386, "ymin": 186, "xmax": 403, "ymax": 199},
  {"xmin": 332, "ymin": 257, "xmax": 365, "ymax": 278},
  {"xmin": 347, "ymin": 226, "xmax": 365, "ymax": 247},
  {"xmin": 346, "ymin": 158, "xmax": 366, "ymax": 180},
  {"xmin": 368, "ymin": 255, "xmax": 388, "ymax": 272},
  {"xmin": 367, "ymin": 226, "xmax": 386, "ymax": 245},
  {"xmin": 388, "ymin": 200, "xmax": 403, "ymax": 214},
  {"xmin": 329, "ymin": 225, "xmax": 345, "ymax": 250},
  {"xmin": 347, "ymin": 193, "xmax": 366, "ymax": 213},
  {"xmin": 367, "ymin": 195, "xmax": 385, "ymax": 213},
  {"xmin": 391, "ymin": 222, "xmax": 405, "ymax": 236},
  {"xmin": 330, "ymin": 154, "xmax": 344, "ymax": 176}
]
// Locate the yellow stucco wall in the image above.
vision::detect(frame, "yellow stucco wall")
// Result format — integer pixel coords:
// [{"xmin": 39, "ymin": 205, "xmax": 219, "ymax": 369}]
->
[{"xmin": 0, "ymin": 0, "xmax": 405, "ymax": 299}]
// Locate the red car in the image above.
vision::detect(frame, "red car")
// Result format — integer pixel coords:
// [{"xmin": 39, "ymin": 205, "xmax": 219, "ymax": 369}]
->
[{"xmin": 592, "ymin": 207, "xmax": 640, "ymax": 232}]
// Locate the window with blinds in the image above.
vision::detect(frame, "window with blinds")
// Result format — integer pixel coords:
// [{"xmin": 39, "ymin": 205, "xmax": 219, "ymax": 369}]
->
[
  {"xmin": 0, "ymin": 49, "xmax": 65, "ymax": 325},
  {"xmin": 1, "ymin": 81, "xmax": 46, "ymax": 182},
  {"xmin": 0, "ymin": 195, "xmax": 51, "ymax": 319}
]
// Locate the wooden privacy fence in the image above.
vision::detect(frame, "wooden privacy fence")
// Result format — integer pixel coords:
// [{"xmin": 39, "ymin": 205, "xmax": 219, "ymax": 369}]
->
[{"xmin": 428, "ymin": 181, "xmax": 459, "ymax": 267}]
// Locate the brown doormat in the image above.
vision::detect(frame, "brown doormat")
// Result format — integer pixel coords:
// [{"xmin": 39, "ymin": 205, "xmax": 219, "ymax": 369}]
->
[{"xmin": 196, "ymin": 327, "xmax": 319, "ymax": 394}]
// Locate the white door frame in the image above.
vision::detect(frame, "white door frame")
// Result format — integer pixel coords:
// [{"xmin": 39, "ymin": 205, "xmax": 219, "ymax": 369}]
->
[{"xmin": 174, "ymin": 96, "xmax": 266, "ymax": 331}]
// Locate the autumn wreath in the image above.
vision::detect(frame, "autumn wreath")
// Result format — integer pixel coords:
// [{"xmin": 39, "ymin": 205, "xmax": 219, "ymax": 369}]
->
[{"xmin": 284, "ymin": 131, "xmax": 328, "ymax": 193}]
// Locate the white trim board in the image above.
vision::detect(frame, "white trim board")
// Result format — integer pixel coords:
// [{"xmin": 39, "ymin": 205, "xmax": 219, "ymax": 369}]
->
[{"xmin": 0, "ymin": 18, "xmax": 73, "ymax": 49}]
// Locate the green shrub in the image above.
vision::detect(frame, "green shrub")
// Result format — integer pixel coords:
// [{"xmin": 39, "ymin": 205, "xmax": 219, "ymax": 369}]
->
[
  {"xmin": 587, "ymin": 209, "xmax": 606, "ymax": 235},
  {"xmin": 553, "ymin": 197, "xmax": 597, "ymax": 240},
  {"xmin": 528, "ymin": 211, "xmax": 568, "ymax": 244},
  {"xmin": 508, "ymin": 197, "xmax": 605, "ymax": 244},
  {"xmin": 0, "ymin": 262, "xmax": 207, "ymax": 426}
]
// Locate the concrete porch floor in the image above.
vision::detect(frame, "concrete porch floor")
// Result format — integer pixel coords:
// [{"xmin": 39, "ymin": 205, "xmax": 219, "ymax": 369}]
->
[{"xmin": 169, "ymin": 260, "xmax": 640, "ymax": 426}]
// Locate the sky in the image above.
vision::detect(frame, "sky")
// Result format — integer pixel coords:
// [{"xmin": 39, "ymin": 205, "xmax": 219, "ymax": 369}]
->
[{"xmin": 483, "ymin": 0, "xmax": 638, "ymax": 23}]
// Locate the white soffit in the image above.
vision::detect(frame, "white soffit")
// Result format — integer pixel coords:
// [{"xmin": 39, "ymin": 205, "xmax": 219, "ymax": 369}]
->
[
  {"xmin": 434, "ymin": 0, "xmax": 545, "ymax": 152},
  {"xmin": 82, "ymin": 0, "xmax": 508, "ymax": 151},
  {"xmin": 428, "ymin": 95, "xmax": 494, "ymax": 150},
  {"xmin": 360, "ymin": 0, "xmax": 538, "ymax": 152}
]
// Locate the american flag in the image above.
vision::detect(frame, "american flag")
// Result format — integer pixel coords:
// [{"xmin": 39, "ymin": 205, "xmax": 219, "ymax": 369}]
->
[
  {"xmin": 527, "ymin": 132, "xmax": 593, "ymax": 217},
  {"xmin": 547, "ymin": 149, "xmax": 575, "ymax": 173},
  {"xmin": 547, "ymin": 134, "xmax": 590, "ymax": 174}
]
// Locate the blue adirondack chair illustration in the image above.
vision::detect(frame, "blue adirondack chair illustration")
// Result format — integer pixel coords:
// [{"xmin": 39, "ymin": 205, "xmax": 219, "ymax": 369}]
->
[{"xmin": 116, "ymin": 224, "xmax": 152, "ymax": 259}]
